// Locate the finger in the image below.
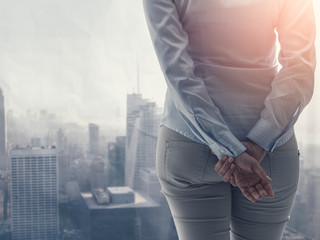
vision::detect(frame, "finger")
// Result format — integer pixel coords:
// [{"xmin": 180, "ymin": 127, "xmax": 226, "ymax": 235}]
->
[
  {"xmin": 240, "ymin": 187, "xmax": 255, "ymax": 202},
  {"xmin": 222, "ymin": 164, "xmax": 235, "ymax": 182},
  {"xmin": 214, "ymin": 156, "xmax": 228, "ymax": 172},
  {"xmin": 249, "ymin": 186, "xmax": 262, "ymax": 200},
  {"xmin": 230, "ymin": 175, "xmax": 237, "ymax": 187},
  {"xmin": 255, "ymin": 183, "xmax": 266, "ymax": 197},
  {"xmin": 261, "ymin": 181, "xmax": 274, "ymax": 198},
  {"xmin": 218, "ymin": 157, "xmax": 234, "ymax": 176},
  {"xmin": 251, "ymin": 162, "xmax": 271, "ymax": 183}
]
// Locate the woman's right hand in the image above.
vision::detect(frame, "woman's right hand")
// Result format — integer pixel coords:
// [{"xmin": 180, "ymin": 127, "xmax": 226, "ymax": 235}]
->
[
  {"xmin": 232, "ymin": 167, "xmax": 274, "ymax": 202},
  {"xmin": 234, "ymin": 152, "xmax": 271, "ymax": 184},
  {"xmin": 214, "ymin": 153, "xmax": 274, "ymax": 202}
]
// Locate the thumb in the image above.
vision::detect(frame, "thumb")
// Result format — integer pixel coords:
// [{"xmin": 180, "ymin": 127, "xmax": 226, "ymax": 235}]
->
[{"xmin": 252, "ymin": 162, "xmax": 271, "ymax": 183}]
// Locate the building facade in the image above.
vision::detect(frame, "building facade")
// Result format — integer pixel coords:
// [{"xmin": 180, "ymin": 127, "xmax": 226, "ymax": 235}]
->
[
  {"xmin": 125, "ymin": 94, "xmax": 161, "ymax": 190},
  {"xmin": 107, "ymin": 136, "xmax": 126, "ymax": 186},
  {"xmin": 79, "ymin": 188, "xmax": 160, "ymax": 240},
  {"xmin": 0, "ymin": 88, "xmax": 7, "ymax": 170},
  {"xmin": 90, "ymin": 156, "xmax": 107, "ymax": 190},
  {"xmin": 89, "ymin": 123, "xmax": 99, "ymax": 155},
  {"xmin": 140, "ymin": 168, "xmax": 161, "ymax": 203},
  {"xmin": 10, "ymin": 147, "xmax": 59, "ymax": 240}
]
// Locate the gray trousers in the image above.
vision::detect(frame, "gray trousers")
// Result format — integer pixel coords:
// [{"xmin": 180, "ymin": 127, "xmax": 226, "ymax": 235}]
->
[{"xmin": 156, "ymin": 126, "xmax": 299, "ymax": 240}]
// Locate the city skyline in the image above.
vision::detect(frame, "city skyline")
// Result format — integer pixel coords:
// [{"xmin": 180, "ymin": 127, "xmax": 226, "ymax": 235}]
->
[
  {"xmin": 0, "ymin": 1, "xmax": 320, "ymax": 238},
  {"xmin": 0, "ymin": 0, "xmax": 319, "ymax": 130},
  {"xmin": 0, "ymin": 88, "xmax": 7, "ymax": 169},
  {"xmin": 0, "ymin": 89, "xmax": 319, "ymax": 239}
]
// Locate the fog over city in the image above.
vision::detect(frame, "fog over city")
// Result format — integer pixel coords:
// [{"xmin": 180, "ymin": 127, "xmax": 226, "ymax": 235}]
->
[
  {"xmin": 0, "ymin": 0, "xmax": 319, "ymax": 145},
  {"xmin": 0, "ymin": 0, "xmax": 165, "ymax": 132},
  {"xmin": 1, "ymin": 1, "xmax": 320, "ymax": 239}
]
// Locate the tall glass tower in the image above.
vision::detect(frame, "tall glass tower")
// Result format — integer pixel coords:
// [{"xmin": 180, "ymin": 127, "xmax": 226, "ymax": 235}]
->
[
  {"xmin": 89, "ymin": 123, "xmax": 99, "ymax": 155},
  {"xmin": 125, "ymin": 94, "xmax": 161, "ymax": 190},
  {"xmin": 0, "ymin": 88, "xmax": 6, "ymax": 169}
]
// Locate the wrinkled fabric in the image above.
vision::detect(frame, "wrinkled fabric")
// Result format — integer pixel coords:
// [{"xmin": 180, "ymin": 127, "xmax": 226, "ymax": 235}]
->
[
  {"xmin": 143, "ymin": 0, "xmax": 316, "ymax": 159},
  {"xmin": 156, "ymin": 125, "xmax": 299, "ymax": 240}
]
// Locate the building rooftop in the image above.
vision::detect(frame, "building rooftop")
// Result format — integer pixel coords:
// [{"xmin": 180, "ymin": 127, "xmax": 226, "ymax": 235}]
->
[
  {"xmin": 107, "ymin": 186, "xmax": 133, "ymax": 194},
  {"xmin": 10, "ymin": 147, "xmax": 57, "ymax": 156},
  {"xmin": 81, "ymin": 190, "xmax": 159, "ymax": 210}
]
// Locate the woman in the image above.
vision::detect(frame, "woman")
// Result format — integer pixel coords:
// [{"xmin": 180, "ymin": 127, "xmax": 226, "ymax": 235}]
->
[{"xmin": 143, "ymin": 0, "xmax": 316, "ymax": 239}]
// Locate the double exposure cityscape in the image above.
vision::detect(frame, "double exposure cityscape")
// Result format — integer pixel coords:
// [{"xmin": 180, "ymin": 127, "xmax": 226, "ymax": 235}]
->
[
  {"xmin": 0, "ymin": 1, "xmax": 320, "ymax": 239},
  {"xmin": 0, "ymin": 87, "xmax": 320, "ymax": 239}
]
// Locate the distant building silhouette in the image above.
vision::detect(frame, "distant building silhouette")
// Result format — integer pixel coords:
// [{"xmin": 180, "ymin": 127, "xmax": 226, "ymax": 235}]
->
[
  {"xmin": 140, "ymin": 168, "xmax": 161, "ymax": 203},
  {"xmin": 90, "ymin": 156, "xmax": 107, "ymax": 190},
  {"xmin": 56, "ymin": 129, "xmax": 70, "ymax": 194},
  {"xmin": 107, "ymin": 136, "xmax": 126, "ymax": 186},
  {"xmin": 30, "ymin": 137, "xmax": 41, "ymax": 147},
  {"xmin": 10, "ymin": 147, "xmax": 59, "ymax": 240},
  {"xmin": 126, "ymin": 94, "xmax": 145, "ymax": 149},
  {"xmin": 125, "ymin": 94, "xmax": 161, "ymax": 190},
  {"xmin": 0, "ymin": 88, "xmax": 7, "ymax": 170},
  {"xmin": 89, "ymin": 123, "xmax": 99, "ymax": 155}
]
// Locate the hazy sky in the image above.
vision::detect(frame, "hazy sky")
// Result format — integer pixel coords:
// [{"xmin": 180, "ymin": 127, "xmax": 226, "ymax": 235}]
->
[
  {"xmin": 0, "ymin": 0, "xmax": 166, "ymax": 130},
  {"xmin": 0, "ymin": 0, "xmax": 319, "ymax": 136}
]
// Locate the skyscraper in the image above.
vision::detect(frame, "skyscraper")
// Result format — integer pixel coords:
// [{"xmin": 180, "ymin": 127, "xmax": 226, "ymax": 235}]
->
[
  {"xmin": 90, "ymin": 156, "xmax": 107, "ymax": 190},
  {"xmin": 108, "ymin": 136, "xmax": 126, "ymax": 186},
  {"xmin": 125, "ymin": 94, "xmax": 161, "ymax": 190},
  {"xmin": 56, "ymin": 128, "xmax": 69, "ymax": 194},
  {"xmin": 0, "ymin": 88, "xmax": 7, "ymax": 170},
  {"xmin": 89, "ymin": 123, "xmax": 99, "ymax": 155},
  {"xmin": 10, "ymin": 147, "xmax": 59, "ymax": 240},
  {"xmin": 140, "ymin": 168, "xmax": 161, "ymax": 203},
  {"xmin": 126, "ymin": 93, "xmax": 145, "ymax": 148}
]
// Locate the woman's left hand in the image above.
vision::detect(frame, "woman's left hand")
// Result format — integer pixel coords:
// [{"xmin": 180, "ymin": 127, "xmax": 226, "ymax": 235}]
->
[{"xmin": 214, "ymin": 155, "xmax": 236, "ymax": 183}]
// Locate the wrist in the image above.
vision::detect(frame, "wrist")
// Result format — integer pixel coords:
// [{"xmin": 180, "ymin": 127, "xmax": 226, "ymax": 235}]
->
[
  {"xmin": 247, "ymin": 139, "xmax": 266, "ymax": 153},
  {"xmin": 246, "ymin": 137, "xmax": 268, "ymax": 152}
]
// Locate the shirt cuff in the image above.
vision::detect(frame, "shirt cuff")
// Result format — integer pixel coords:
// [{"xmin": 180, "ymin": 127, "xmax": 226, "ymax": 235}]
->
[
  {"xmin": 246, "ymin": 118, "xmax": 283, "ymax": 152},
  {"xmin": 209, "ymin": 132, "xmax": 246, "ymax": 159}
]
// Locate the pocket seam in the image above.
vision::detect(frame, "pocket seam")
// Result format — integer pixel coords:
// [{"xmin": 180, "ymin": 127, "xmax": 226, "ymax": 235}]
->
[
  {"xmin": 200, "ymin": 151, "xmax": 210, "ymax": 181},
  {"xmin": 164, "ymin": 141, "xmax": 170, "ymax": 180},
  {"xmin": 165, "ymin": 140, "xmax": 210, "ymax": 151}
]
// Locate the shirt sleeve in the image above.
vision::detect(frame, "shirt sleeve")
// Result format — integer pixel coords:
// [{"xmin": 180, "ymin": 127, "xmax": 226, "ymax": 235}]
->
[
  {"xmin": 142, "ymin": 0, "xmax": 246, "ymax": 158},
  {"xmin": 246, "ymin": 0, "xmax": 316, "ymax": 151}
]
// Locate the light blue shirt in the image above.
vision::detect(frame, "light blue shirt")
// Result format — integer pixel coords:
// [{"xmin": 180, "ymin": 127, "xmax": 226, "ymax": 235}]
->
[{"xmin": 143, "ymin": 0, "xmax": 316, "ymax": 159}]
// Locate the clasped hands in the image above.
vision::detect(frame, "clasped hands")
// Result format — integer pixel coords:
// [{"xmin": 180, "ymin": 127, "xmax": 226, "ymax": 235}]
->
[{"xmin": 212, "ymin": 140, "xmax": 274, "ymax": 202}]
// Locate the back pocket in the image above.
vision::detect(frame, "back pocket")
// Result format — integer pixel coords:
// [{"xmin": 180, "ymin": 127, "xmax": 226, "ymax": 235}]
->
[{"xmin": 164, "ymin": 140, "xmax": 210, "ymax": 188}]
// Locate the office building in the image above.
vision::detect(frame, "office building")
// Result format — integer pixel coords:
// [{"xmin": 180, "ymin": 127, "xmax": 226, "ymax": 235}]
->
[
  {"xmin": 126, "ymin": 93, "xmax": 145, "ymax": 148},
  {"xmin": 0, "ymin": 88, "xmax": 7, "ymax": 169},
  {"xmin": 56, "ymin": 129, "xmax": 69, "ymax": 194},
  {"xmin": 107, "ymin": 136, "xmax": 126, "ymax": 186},
  {"xmin": 90, "ymin": 156, "xmax": 107, "ymax": 190},
  {"xmin": 10, "ymin": 147, "xmax": 59, "ymax": 240},
  {"xmin": 140, "ymin": 168, "xmax": 161, "ymax": 203},
  {"xmin": 30, "ymin": 137, "xmax": 41, "ymax": 147},
  {"xmin": 125, "ymin": 94, "xmax": 161, "ymax": 190},
  {"xmin": 89, "ymin": 123, "xmax": 99, "ymax": 155},
  {"xmin": 79, "ymin": 188, "xmax": 161, "ymax": 240}
]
